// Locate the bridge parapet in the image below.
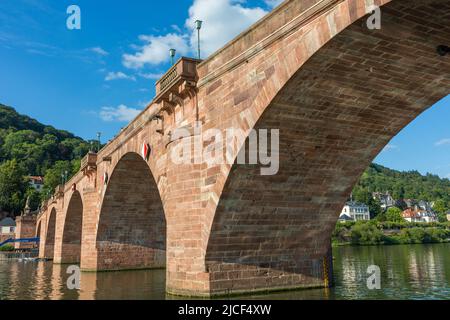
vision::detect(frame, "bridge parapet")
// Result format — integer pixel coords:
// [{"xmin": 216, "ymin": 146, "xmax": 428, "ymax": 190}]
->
[
  {"xmin": 155, "ymin": 57, "xmax": 201, "ymax": 119},
  {"xmin": 197, "ymin": 0, "xmax": 335, "ymax": 84},
  {"xmin": 155, "ymin": 57, "xmax": 201, "ymax": 99},
  {"xmin": 80, "ymin": 152, "xmax": 98, "ymax": 174},
  {"xmin": 54, "ymin": 185, "xmax": 64, "ymax": 198}
]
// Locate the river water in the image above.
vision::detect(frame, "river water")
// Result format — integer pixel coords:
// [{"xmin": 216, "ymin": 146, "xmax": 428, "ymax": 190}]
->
[{"xmin": 0, "ymin": 244, "xmax": 449, "ymax": 300}]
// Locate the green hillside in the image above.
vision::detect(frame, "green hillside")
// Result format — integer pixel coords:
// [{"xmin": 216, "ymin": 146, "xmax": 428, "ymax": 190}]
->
[
  {"xmin": 351, "ymin": 163, "xmax": 450, "ymax": 218},
  {"xmin": 0, "ymin": 104, "xmax": 92, "ymax": 215},
  {"xmin": 0, "ymin": 104, "xmax": 91, "ymax": 175},
  {"xmin": 353, "ymin": 163, "xmax": 450, "ymax": 202}
]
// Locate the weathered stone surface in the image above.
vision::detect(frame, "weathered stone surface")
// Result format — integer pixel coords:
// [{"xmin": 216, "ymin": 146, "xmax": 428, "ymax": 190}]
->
[
  {"xmin": 14, "ymin": 216, "xmax": 36, "ymax": 250},
  {"xmin": 37, "ymin": 0, "xmax": 450, "ymax": 297}
]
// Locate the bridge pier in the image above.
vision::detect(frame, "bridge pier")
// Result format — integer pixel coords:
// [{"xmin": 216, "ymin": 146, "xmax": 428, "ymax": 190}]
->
[
  {"xmin": 14, "ymin": 215, "xmax": 36, "ymax": 250},
  {"xmin": 206, "ymin": 246, "xmax": 333, "ymax": 297},
  {"xmin": 167, "ymin": 245, "xmax": 333, "ymax": 297},
  {"xmin": 80, "ymin": 190, "xmax": 99, "ymax": 270}
]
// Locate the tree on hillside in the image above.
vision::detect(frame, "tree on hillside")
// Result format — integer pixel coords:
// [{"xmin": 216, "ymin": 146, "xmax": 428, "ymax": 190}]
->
[
  {"xmin": 385, "ymin": 207, "xmax": 403, "ymax": 222},
  {"xmin": 60, "ymin": 138, "xmax": 91, "ymax": 159},
  {"xmin": 42, "ymin": 160, "xmax": 81, "ymax": 199},
  {"xmin": 353, "ymin": 163, "xmax": 450, "ymax": 209},
  {"xmin": 25, "ymin": 188, "xmax": 41, "ymax": 212},
  {"xmin": 0, "ymin": 160, "xmax": 27, "ymax": 215},
  {"xmin": 0, "ymin": 104, "xmax": 91, "ymax": 176},
  {"xmin": 433, "ymin": 199, "xmax": 448, "ymax": 214},
  {"xmin": 433, "ymin": 199, "xmax": 449, "ymax": 222}
]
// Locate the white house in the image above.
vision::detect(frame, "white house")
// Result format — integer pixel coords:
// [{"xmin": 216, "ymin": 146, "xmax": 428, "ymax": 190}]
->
[
  {"xmin": 373, "ymin": 192, "xmax": 396, "ymax": 210},
  {"xmin": 339, "ymin": 201, "xmax": 371, "ymax": 222},
  {"xmin": 29, "ymin": 176, "xmax": 44, "ymax": 192},
  {"xmin": 0, "ymin": 217, "xmax": 16, "ymax": 235},
  {"xmin": 402, "ymin": 207, "xmax": 438, "ymax": 223}
]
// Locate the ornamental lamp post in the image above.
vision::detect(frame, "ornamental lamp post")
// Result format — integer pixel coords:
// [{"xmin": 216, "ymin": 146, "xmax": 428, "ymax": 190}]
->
[
  {"xmin": 96, "ymin": 132, "xmax": 102, "ymax": 152},
  {"xmin": 195, "ymin": 20, "xmax": 203, "ymax": 60},
  {"xmin": 169, "ymin": 48, "xmax": 176, "ymax": 65}
]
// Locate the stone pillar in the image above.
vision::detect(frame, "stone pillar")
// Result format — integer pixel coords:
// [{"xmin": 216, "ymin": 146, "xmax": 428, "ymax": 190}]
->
[
  {"xmin": 38, "ymin": 214, "xmax": 46, "ymax": 259},
  {"xmin": 80, "ymin": 189, "xmax": 99, "ymax": 271},
  {"xmin": 53, "ymin": 212, "xmax": 64, "ymax": 264},
  {"xmin": 14, "ymin": 215, "xmax": 37, "ymax": 250}
]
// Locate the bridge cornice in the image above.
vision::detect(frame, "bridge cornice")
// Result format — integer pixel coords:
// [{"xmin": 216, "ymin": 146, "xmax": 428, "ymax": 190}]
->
[{"xmin": 197, "ymin": 0, "xmax": 344, "ymax": 84}]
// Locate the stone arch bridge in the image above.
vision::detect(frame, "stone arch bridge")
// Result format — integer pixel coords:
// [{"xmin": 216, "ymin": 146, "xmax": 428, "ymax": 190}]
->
[{"xmin": 36, "ymin": 0, "xmax": 449, "ymax": 297}]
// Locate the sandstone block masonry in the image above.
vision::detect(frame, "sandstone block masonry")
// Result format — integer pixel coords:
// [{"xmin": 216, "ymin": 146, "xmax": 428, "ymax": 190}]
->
[{"xmin": 36, "ymin": 0, "xmax": 450, "ymax": 297}]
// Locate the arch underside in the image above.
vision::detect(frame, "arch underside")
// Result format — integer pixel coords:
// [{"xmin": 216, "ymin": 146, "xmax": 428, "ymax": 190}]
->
[
  {"xmin": 60, "ymin": 191, "xmax": 83, "ymax": 264},
  {"xmin": 36, "ymin": 221, "xmax": 41, "ymax": 238},
  {"xmin": 206, "ymin": 0, "xmax": 450, "ymax": 294},
  {"xmin": 44, "ymin": 209, "xmax": 56, "ymax": 260},
  {"xmin": 95, "ymin": 152, "xmax": 166, "ymax": 271}
]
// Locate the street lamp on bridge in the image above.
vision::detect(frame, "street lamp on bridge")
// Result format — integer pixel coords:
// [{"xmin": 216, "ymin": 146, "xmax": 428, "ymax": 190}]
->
[
  {"xmin": 195, "ymin": 20, "xmax": 203, "ymax": 60},
  {"xmin": 169, "ymin": 48, "xmax": 176, "ymax": 65}
]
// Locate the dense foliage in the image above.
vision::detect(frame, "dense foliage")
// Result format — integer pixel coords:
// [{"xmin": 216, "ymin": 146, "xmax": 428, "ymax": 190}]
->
[
  {"xmin": 352, "ymin": 163, "xmax": 450, "ymax": 218},
  {"xmin": 333, "ymin": 220, "xmax": 450, "ymax": 246},
  {"xmin": 378, "ymin": 207, "xmax": 404, "ymax": 223},
  {"xmin": 0, "ymin": 104, "xmax": 91, "ymax": 175},
  {"xmin": 0, "ymin": 104, "xmax": 92, "ymax": 215},
  {"xmin": 0, "ymin": 160, "xmax": 27, "ymax": 214},
  {"xmin": 0, "ymin": 244, "xmax": 15, "ymax": 252}
]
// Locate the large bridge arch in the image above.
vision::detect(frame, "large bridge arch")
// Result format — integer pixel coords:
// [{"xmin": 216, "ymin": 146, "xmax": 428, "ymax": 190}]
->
[
  {"xmin": 54, "ymin": 190, "xmax": 84, "ymax": 264},
  {"xmin": 202, "ymin": 0, "xmax": 450, "ymax": 296},
  {"xmin": 94, "ymin": 152, "xmax": 166, "ymax": 271},
  {"xmin": 36, "ymin": 220, "xmax": 41, "ymax": 238}
]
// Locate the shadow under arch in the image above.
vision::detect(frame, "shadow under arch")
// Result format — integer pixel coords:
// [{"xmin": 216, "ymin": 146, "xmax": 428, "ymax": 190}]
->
[
  {"xmin": 60, "ymin": 190, "xmax": 83, "ymax": 264},
  {"xmin": 36, "ymin": 221, "xmax": 41, "ymax": 238},
  {"xmin": 95, "ymin": 152, "xmax": 166, "ymax": 271},
  {"xmin": 205, "ymin": 0, "xmax": 450, "ymax": 295},
  {"xmin": 43, "ymin": 208, "xmax": 57, "ymax": 260}
]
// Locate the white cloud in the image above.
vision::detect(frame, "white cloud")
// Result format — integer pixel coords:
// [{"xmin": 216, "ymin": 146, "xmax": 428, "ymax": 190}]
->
[
  {"xmin": 122, "ymin": 33, "xmax": 190, "ymax": 69},
  {"xmin": 382, "ymin": 144, "xmax": 397, "ymax": 152},
  {"xmin": 99, "ymin": 105, "xmax": 141, "ymax": 122},
  {"xmin": 122, "ymin": 0, "xmax": 268, "ymax": 68},
  {"xmin": 105, "ymin": 71, "xmax": 136, "ymax": 81},
  {"xmin": 90, "ymin": 46, "xmax": 109, "ymax": 56},
  {"xmin": 138, "ymin": 72, "xmax": 164, "ymax": 80},
  {"xmin": 137, "ymin": 100, "xmax": 152, "ymax": 108},
  {"xmin": 185, "ymin": 0, "xmax": 267, "ymax": 57},
  {"xmin": 171, "ymin": 24, "xmax": 182, "ymax": 33},
  {"xmin": 435, "ymin": 138, "xmax": 450, "ymax": 146}
]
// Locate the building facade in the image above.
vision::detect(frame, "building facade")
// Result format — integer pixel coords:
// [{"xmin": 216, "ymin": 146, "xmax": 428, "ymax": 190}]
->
[
  {"xmin": 339, "ymin": 202, "xmax": 371, "ymax": 222},
  {"xmin": 373, "ymin": 192, "xmax": 396, "ymax": 210},
  {"xmin": 401, "ymin": 207, "xmax": 438, "ymax": 223},
  {"xmin": 0, "ymin": 217, "xmax": 16, "ymax": 244},
  {"xmin": 29, "ymin": 176, "xmax": 44, "ymax": 192}
]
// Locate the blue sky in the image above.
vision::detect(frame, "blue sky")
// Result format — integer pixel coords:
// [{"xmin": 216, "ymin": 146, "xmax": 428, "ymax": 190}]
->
[{"xmin": 0, "ymin": 0, "xmax": 449, "ymax": 178}]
